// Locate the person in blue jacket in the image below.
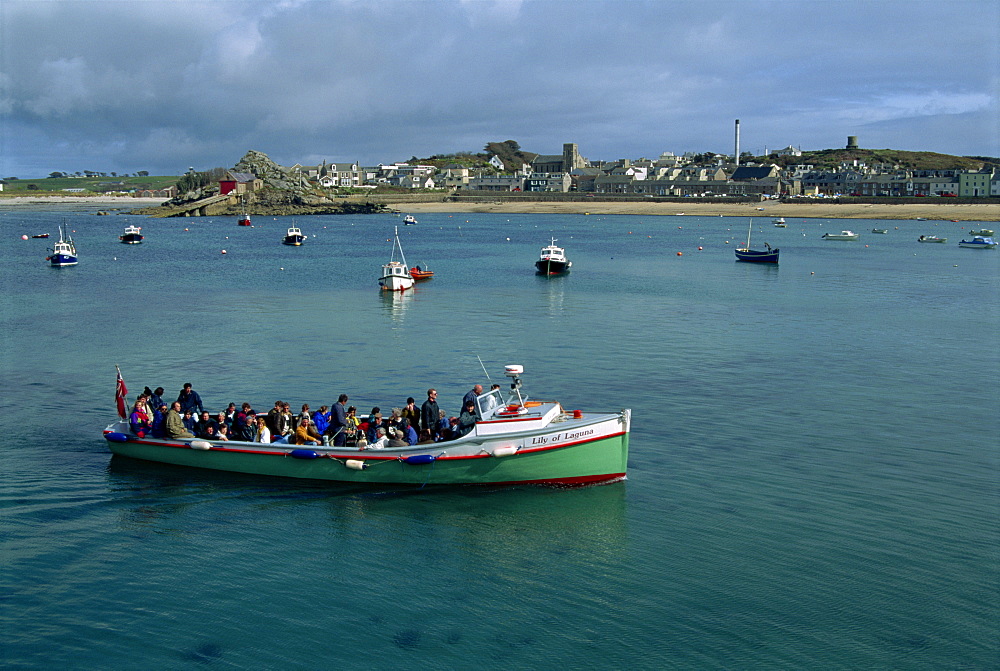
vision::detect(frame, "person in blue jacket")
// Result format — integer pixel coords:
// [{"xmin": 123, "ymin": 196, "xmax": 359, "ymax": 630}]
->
[
  {"xmin": 399, "ymin": 418, "xmax": 418, "ymax": 445},
  {"xmin": 312, "ymin": 405, "xmax": 330, "ymax": 437},
  {"xmin": 177, "ymin": 383, "xmax": 204, "ymax": 415},
  {"xmin": 151, "ymin": 404, "xmax": 167, "ymax": 438}
]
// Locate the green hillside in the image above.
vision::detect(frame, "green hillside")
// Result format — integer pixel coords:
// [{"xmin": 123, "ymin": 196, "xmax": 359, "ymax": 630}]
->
[
  {"xmin": 764, "ymin": 148, "xmax": 997, "ymax": 171},
  {"xmin": 0, "ymin": 175, "xmax": 177, "ymax": 194}
]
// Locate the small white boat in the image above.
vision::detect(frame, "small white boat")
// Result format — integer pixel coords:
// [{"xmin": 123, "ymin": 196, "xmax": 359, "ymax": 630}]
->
[
  {"xmin": 48, "ymin": 225, "xmax": 78, "ymax": 266},
  {"xmin": 772, "ymin": 217, "xmax": 787, "ymax": 227},
  {"xmin": 957, "ymin": 236, "xmax": 997, "ymax": 249},
  {"xmin": 871, "ymin": 228, "xmax": 888, "ymax": 234},
  {"xmin": 536, "ymin": 237, "xmax": 572, "ymax": 274},
  {"xmin": 403, "ymin": 214, "xmax": 417, "ymax": 225},
  {"xmin": 119, "ymin": 224, "xmax": 144, "ymax": 244},
  {"xmin": 282, "ymin": 226, "xmax": 305, "ymax": 246},
  {"xmin": 379, "ymin": 226, "xmax": 414, "ymax": 292},
  {"xmin": 970, "ymin": 229, "xmax": 994, "ymax": 237},
  {"xmin": 917, "ymin": 235, "xmax": 947, "ymax": 243},
  {"xmin": 822, "ymin": 230, "xmax": 860, "ymax": 241}
]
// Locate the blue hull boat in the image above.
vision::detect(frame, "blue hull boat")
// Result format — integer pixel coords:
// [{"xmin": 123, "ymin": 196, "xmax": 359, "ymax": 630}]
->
[{"xmin": 735, "ymin": 219, "xmax": 778, "ymax": 264}]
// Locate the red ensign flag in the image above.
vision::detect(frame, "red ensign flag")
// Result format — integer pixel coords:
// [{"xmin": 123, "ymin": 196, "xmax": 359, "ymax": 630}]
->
[{"xmin": 115, "ymin": 367, "xmax": 128, "ymax": 419}]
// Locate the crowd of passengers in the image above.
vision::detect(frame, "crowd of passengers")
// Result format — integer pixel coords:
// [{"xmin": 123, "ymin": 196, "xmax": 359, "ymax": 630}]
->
[{"xmin": 128, "ymin": 383, "xmax": 501, "ymax": 449}]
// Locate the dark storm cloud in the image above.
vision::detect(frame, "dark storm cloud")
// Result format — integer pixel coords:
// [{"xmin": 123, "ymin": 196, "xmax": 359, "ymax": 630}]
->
[{"xmin": 1, "ymin": 0, "xmax": 996, "ymax": 176}]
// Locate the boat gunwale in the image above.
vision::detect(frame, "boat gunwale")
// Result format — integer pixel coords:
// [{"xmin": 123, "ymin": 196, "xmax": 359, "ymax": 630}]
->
[{"xmin": 104, "ymin": 408, "xmax": 628, "ymax": 462}]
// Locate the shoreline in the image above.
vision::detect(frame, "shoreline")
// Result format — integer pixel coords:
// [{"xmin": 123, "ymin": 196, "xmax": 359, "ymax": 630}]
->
[
  {"xmin": 1, "ymin": 194, "xmax": 997, "ymax": 221},
  {"xmin": 397, "ymin": 200, "xmax": 1000, "ymax": 221}
]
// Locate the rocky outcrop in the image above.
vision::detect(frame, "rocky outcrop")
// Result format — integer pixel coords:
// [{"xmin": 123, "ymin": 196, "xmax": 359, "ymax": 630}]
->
[{"xmin": 126, "ymin": 150, "xmax": 393, "ymax": 216}]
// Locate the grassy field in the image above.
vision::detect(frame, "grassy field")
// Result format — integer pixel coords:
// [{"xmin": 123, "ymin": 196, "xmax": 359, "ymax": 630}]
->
[{"xmin": 0, "ymin": 175, "xmax": 178, "ymax": 194}]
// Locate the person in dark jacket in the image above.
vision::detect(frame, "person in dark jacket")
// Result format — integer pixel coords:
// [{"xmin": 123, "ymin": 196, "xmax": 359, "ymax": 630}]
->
[
  {"xmin": 151, "ymin": 404, "xmax": 167, "ymax": 438},
  {"xmin": 177, "ymin": 383, "xmax": 204, "ymax": 415},
  {"xmin": 330, "ymin": 394, "xmax": 349, "ymax": 447},
  {"xmin": 421, "ymin": 389, "xmax": 440, "ymax": 440},
  {"xmin": 401, "ymin": 397, "xmax": 421, "ymax": 433},
  {"xmin": 182, "ymin": 410, "xmax": 197, "ymax": 434},
  {"xmin": 148, "ymin": 387, "xmax": 165, "ymax": 414},
  {"xmin": 456, "ymin": 401, "xmax": 477, "ymax": 438}
]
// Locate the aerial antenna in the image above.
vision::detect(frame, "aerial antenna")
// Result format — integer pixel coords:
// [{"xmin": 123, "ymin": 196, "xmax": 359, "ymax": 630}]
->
[{"xmin": 477, "ymin": 355, "xmax": 492, "ymax": 380}]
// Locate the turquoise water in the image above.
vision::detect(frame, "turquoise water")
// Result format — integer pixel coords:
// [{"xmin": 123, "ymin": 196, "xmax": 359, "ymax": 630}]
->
[{"xmin": 1, "ymin": 208, "xmax": 997, "ymax": 669}]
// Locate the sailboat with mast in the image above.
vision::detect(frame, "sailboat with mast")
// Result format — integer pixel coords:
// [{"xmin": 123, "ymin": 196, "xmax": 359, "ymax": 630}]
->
[
  {"xmin": 734, "ymin": 218, "xmax": 779, "ymax": 264},
  {"xmin": 379, "ymin": 226, "xmax": 414, "ymax": 291}
]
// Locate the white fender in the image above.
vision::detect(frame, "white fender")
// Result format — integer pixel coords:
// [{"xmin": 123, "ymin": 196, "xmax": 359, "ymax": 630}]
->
[
  {"xmin": 345, "ymin": 459, "xmax": 368, "ymax": 470},
  {"xmin": 492, "ymin": 446, "xmax": 519, "ymax": 458},
  {"xmin": 190, "ymin": 440, "xmax": 212, "ymax": 451}
]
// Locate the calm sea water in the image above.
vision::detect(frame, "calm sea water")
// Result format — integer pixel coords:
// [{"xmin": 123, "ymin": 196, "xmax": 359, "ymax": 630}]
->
[{"xmin": 1, "ymin": 206, "xmax": 997, "ymax": 669}]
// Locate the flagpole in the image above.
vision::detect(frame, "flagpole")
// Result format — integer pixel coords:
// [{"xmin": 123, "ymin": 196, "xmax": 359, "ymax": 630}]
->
[{"xmin": 115, "ymin": 364, "xmax": 128, "ymax": 420}]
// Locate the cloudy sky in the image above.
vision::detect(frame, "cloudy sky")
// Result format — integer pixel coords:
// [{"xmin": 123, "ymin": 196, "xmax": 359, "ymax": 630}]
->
[{"xmin": 1, "ymin": 0, "xmax": 997, "ymax": 177}]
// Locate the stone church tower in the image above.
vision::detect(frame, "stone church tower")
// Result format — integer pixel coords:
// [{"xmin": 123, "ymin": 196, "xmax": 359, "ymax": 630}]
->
[{"xmin": 563, "ymin": 143, "xmax": 585, "ymax": 171}]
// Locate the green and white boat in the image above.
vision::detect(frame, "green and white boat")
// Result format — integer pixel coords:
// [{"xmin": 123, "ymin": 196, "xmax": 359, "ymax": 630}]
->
[{"xmin": 103, "ymin": 366, "xmax": 631, "ymax": 487}]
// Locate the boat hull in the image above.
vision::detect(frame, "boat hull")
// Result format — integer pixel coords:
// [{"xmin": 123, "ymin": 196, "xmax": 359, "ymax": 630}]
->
[
  {"xmin": 49, "ymin": 254, "xmax": 77, "ymax": 266},
  {"xmin": 103, "ymin": 412, "xmax": 630, "ymax": 486},
  {"xmin": 917, "ymin": 237, "xmax": 947, "ymax": 243},
  {"xmin": 535, "ymin": 260, "xmax": 571, "ymax": 274},
  {"xmin": 380, "ymin": 273, "xmax": 414, "ymax": 291},
  {"xmin": 735, "ymin": 248, "xmax": 779, "ymax": 263},
  {"xmin": 119, "ymin": 235, "xmax": 143, "ymax": 244},
  {"xmin": 282, "ymin": 238, "xmax": 304, "ymax": 246},
  {"xmin": 958, "ymin": 241, "xmax": 997, "ymax": 249}
]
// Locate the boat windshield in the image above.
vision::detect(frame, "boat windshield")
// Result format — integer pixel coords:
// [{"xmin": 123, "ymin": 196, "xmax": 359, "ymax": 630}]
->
[{"xmin": 475, "ymin": 389, "xmax": 503, "ymax": 417}]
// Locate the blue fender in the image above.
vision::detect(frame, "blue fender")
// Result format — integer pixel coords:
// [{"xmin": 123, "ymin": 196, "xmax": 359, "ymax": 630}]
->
[
  {"xmin": 403, "ymin": 454, "xmax": 436, "ymax": 465},
  {"xmin": 105, "ymin": 432, "xmax": 130, "ymax": 443},
  {"xmin": 290, "ymin": 449, "xmax": 319, "ymax": 460}
]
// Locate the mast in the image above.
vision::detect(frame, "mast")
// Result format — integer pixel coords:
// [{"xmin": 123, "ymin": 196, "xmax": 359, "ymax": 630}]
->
[
  {"xmin": 393, "ymin": 226, "xmax": 408, "ymax": 268},
  {"xmin": 745, "ymin": 218, "xmax": 752, "ymax": 249}
]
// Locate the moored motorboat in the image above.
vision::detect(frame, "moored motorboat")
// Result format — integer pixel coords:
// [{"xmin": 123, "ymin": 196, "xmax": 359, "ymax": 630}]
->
[
  {"xmin": 772, "ymin": 217, "xmax": 786, "ymax": 227},
  {"xmin": 970, "ymin": 229, "xmax": 994, "ymax": 236},
  {"xmin": 380, "ymin": 226, "xmax": 414, "ymax": 291},
  {"xmin": 822, "ymin": 230, "xmax": 860, "ymax": 241},
  {"xmin": 31, "ymin": 233, "xmax": 50, "ymax": 239},
  {"xmin": 47, "ymin": 225, "xmax": 77, "ymax": 267},
  {"xmin": 917, "ymin": 235, "xmax": 947, "ymax": 243},
  {"xmin": 957, "ymin": 236, "xmax": 997, "ymax": 249},
  {"xmin": 410, "ymin": 265, "xmax": 434, "ymax": 281},
  {"xmin": 237, "ymin": 213, "xmax": 252, "ymax": 226},
  {"xmin": 403, "ymin": 214, "xmax": 418, "ymax": 225},
  {"xmin": 119, "ymin": 224, "xmax": 144, "ymax": 244},
  {"xmin": 282, "ymin": 226, "xmax": 305, "ymax": 245},
  {"xmin": 103, "ymin": 365, "xmax": 631, "ymax": 486},
  {"xmin": 871, "ymin": 228, "xmax": 888, "ymax": 234},
  {"xmin": 735, "ymin": 218, "xmax": 779, "ymax": 264},
  {"xmin": 536, "ymin": 237, "xmax": 572, "ymax": 274}
]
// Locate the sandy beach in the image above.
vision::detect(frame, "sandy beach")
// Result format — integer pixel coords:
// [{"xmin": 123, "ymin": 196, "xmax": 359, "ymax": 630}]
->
[
  {"xmin": 399, "ymin": 199, "xmax": 1000, "ymax": 221},
  {"xmin": 2, "ymin": 194, "xmax": 997, "ymax": 221}
]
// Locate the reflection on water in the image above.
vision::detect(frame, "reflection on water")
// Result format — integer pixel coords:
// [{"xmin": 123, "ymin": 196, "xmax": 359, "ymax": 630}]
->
[
  {"xmin": 535, "ymin": 272, "xmax": 568, "ymax": 315},
  {"xmin": 379, "ymin": 287, "xmax": 415, "ymax": 322},
  {"xmin": 106, "ymin": 455, "xmax": 628, "ymax": 561}
]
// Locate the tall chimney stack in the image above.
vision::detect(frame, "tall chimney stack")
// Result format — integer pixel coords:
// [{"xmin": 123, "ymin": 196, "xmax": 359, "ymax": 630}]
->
[{"xmin": 735, "ymin": 119, "xmax": 741, "ymax": 167}]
